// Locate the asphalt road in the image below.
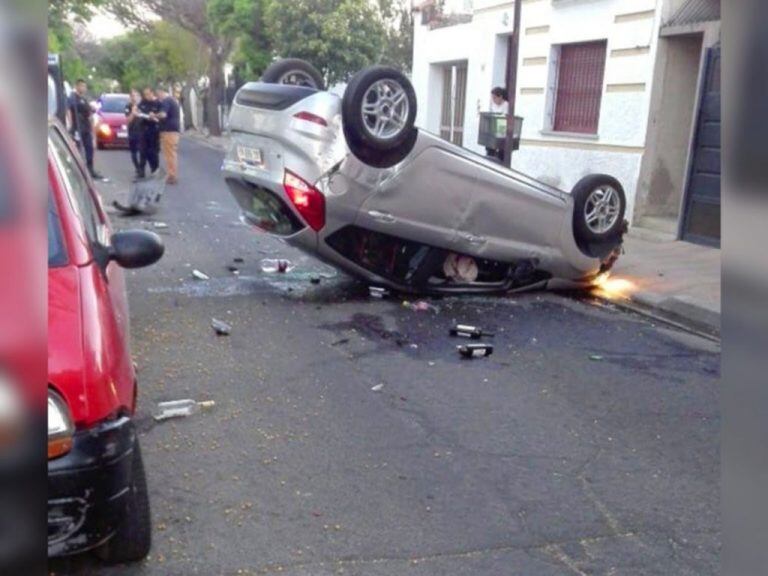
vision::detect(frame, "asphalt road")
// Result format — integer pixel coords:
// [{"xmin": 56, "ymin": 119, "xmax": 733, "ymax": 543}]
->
[{"xmin": 50, "ymin": 137, "xmax": 720, "ymax": 576}]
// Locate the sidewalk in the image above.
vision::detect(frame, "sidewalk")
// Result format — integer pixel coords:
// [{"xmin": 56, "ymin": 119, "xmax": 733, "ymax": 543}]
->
[
  {"xmin": 184, "ymin": 129, "xmax": 229, "ymax": 151},
  {"xmin": 603, "ymin": 230, "xmax": 721, "ymax": 336}
]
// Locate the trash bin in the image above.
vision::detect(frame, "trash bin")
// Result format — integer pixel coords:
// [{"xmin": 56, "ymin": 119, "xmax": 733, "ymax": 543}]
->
[{"xmin": 478, "ymin": 113, "xmax": 523, "ymax": 152}]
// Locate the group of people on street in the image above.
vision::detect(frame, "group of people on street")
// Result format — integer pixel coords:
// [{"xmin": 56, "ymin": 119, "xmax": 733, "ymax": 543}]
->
[
  {"xmin": 68, "ymin": 80, "xmax": 181, "ymax": 185},
  {"xmin": 125, "ymin": 85, "xmax": 180, "ymax": 184}
]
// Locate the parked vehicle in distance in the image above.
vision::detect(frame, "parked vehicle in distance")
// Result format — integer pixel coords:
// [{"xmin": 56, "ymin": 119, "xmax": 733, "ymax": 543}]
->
[
  {"xmin": 222, "ymin": 59, "xmax": 626, "ymax": 295},
  {"xmin": 95, "ymin": 93, "xmax": 130, "ymax": 149},
  {"xmin": 47, "ymin": 113, "xmax": 164, "ymax": 562}
]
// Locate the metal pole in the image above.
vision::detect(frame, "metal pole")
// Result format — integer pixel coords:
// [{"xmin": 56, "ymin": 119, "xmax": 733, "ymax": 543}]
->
[{"xmin": 504, "ymin": 0, "xmax": 522, "ymax": 167}]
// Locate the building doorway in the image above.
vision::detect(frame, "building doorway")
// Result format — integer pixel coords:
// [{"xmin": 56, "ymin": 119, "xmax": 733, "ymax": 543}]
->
[
  {"xmin": 681, "ymin": 45, "xmax": 721, "ymax": 246},
  {"xmin": 439, "ymin": 62, "xmax": 468, "ymax": 146}
]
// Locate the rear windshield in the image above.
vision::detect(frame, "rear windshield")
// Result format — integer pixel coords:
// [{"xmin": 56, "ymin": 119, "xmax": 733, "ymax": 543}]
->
[
  {"xmin": 100, "ymin": 97, "xmax": 128, "ymax": 113},
  {"xmin": 48, "ymin": 188, "xmax": 67, "ymax": 267}
]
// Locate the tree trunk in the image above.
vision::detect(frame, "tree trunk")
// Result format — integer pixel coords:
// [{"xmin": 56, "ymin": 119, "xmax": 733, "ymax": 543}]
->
[{"xmin": 206, "ymin": 51, "xmax": 226, "ymax": 136}]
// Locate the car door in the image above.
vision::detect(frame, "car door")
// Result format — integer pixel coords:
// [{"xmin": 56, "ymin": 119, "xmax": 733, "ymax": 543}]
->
[
  {"xmin": 48, "ymin": 124, "xmax": 135, "ymax": 412},
  {"xmin": 461, "ymin": 163, "xmax": 569, "ymax": 262},
  {"xmin": 354, "ymin": 144, "xmax": 478, "ymax": 252}
]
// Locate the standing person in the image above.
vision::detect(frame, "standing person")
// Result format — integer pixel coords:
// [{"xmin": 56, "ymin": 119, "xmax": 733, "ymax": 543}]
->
[
  {"xmin": 486, "ymin": 87, "xmax": 509, "ymax": 162},
  {"xmin": 156, "ymin": 85, "xmax": 181, "ymax": 185},
  {"xmin": 124, "ymin": 89, "xmax": 143, "ymax": 178},
  {"xmin": 136, "ymin": 87, "xmax": 161, "ymax": 180},
  {"xmin": 67, "ymin": 79, "xmax": 104, "ymax": 179}
]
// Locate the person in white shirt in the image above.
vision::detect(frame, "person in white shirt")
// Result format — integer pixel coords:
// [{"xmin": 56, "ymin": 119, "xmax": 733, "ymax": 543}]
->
[
  {"xmin": 490, "ymin": 87, "xmax": 509, "ymax": 115},
  {"xmin": 486, "ymin": 87, "xmax": 509, "ymax": 161}
]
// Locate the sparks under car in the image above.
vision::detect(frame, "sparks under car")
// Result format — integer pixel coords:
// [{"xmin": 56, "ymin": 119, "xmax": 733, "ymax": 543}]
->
[
  {"xmin": 222, "ymin": 59, "xmax": 627, "ymax": 294},
  {"xmin": 47, "ymin": 115, "xmax": 164, "ymax": 562}
]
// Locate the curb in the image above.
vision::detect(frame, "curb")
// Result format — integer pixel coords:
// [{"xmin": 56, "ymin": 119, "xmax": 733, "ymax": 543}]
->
[
  {"xmin": 603, "ymin": 290, "xmax": 720, "ymax": 340},
  {"xmin": 184, "ymin": 130, "xmax": 229, "ymax": 151}
]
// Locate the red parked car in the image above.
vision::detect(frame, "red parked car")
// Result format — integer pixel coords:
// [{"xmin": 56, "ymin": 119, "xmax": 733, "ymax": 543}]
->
[
  {"xmin": 95, "ymin": 93, "xmax": 130, "ymax": 149},
  {"xmin": 47, "ymin": 116, "xmax": 164, "ymax": 562}
]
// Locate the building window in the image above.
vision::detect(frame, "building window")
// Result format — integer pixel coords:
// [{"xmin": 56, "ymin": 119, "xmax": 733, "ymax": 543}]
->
[{"xmin": 551, "ymin": 40, "xmax": 607, "ymax": 134}]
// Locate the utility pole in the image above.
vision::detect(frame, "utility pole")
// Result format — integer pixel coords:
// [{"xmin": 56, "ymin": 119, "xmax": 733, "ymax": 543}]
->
[{"xmin": 504, "ymin": 0, "xmax": 522, "ymax": 167}]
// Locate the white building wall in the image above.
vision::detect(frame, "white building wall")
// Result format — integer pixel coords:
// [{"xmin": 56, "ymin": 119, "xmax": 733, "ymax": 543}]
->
[{"xmin": 412, "ymin": 0, "xmax": 665, "ymax": 223}]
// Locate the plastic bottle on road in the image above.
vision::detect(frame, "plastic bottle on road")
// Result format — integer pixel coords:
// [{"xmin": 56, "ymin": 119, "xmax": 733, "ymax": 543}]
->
[{"xmin": 153, "ymin": 399, "xmax": 216, "ymax": 421}]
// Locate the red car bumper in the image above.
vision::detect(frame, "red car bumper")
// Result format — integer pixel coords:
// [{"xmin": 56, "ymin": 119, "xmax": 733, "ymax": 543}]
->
[{"xmin": 96, "ymin": 124, "xmax": 130, "ymax": 149}]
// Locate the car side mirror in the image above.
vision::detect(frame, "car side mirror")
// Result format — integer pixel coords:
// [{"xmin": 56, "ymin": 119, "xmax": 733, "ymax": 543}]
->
[{"xmin": 108, "ymin": 230, "xmax": 164, "ymax": 269}]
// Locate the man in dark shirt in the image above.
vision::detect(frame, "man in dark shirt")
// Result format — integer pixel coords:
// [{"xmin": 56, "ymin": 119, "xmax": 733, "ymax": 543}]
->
[
  {"xmin": 135, "ymin": 87, "xmax": 162, "ymax": 179},
  {"xmin": 156, "ymin": 85, "xmax": 181, "ymax": 185},
  {"xmin": 67, "ymin": 79, "xmax": 104, "ymax": 179},
  {"xmin": 124, "ymin": 88, "xmax": 143, "ymax": 177}
]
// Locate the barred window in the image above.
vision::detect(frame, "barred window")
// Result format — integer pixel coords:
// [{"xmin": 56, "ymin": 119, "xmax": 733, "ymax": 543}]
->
[{"xmin": 553, "ymin": 41, "xmax": 607, "ymax": 134}]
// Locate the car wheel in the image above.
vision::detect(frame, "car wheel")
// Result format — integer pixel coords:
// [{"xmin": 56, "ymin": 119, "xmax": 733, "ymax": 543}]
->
[
  {"xmin": 342, "ymin": 66, "xmax": 417, "ymax": 153},
  {"xmin": 572, "ymin": 174, "xmax": 627, "ymax": 244},
  {"xmin": 343, "ymin": 123, "xmax": 418, "ymax": 169},
  {"xmin": 260, "ymin": 58, "xmax": 325, "ymax": 90},
  {"xmin": 96, "ymin": 439, "xmax": 151, "ymax": 564}
]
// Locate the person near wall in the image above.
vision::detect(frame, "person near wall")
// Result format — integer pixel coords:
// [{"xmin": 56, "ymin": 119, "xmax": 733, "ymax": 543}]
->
[
  {"xmin": 67, "ymin": 78, "xmax": 104, "ymax": 180},
  {"xmin": 156, "ymin": 85, "xmax": 181, "ymax": 185},
  {"xmin": 135, "ymin": 87, "xmax": 161, "ymax": 180},
  {"xmin": 124, "ymin": 88, "xmax": 143, "ymax": 178},
  {"xmin": 486, "ymin": 86, "xmax": 509, "ymax": 162}
]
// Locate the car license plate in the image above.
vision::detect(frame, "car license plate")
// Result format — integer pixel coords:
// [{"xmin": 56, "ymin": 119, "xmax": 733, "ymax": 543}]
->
[
  {"xmin": 237, "ymin": 146, "xmax": 263, "ymax": 167},
  {"xmin": 117, "ymin": 130, "xmax": 128, "ymax": 138}
]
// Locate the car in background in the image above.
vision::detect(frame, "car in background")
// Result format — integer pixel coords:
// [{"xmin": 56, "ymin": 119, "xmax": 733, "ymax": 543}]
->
[
  {"xmin": 95, "ymin": 93, "xmax": 130, "ymax": 149},
  {"xmin": 47, "ymin": 114, "xmax": 164, "ymax": 563}
]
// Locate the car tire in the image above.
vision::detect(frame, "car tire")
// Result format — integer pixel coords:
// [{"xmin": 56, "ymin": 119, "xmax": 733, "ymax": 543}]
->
[
  {"xmin": 572, "ymin": 174, "xmax": 627, "ymax": 245},
  {"xmin": 96, "ymin": 439, "xmax": 151, "ymax": 564},
  {"xmin": 260, "ymin": 59, "xmax": 325, "ymax": 90},
  {"xmin": 343, "ymin": 123, "xmax": 418, "ymax": 169},
  {"xmin": 342, "ymin": 66, "xmax": 417, "ymax": 153}
]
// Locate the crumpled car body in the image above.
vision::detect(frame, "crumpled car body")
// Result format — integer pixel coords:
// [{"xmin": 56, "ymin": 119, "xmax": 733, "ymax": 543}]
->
[{"xmin": 222, "ymin": 81, "xmax": 624, "ymax": 294}]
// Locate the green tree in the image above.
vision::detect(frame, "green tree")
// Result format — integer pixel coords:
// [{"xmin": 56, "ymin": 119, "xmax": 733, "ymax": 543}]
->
[
  {"xmin": 264, "ymin": 0, "xmax": 387, "ymax": 85},
  {"xmin": 208, "ymin": 0, "xmax": 271, "ymax": 81},
  {"xmin": 107, "ymin": 0, "xmax": 236, "ymax": 136},
  {"xmin": 379, "ymin": 0, "xmax": 414, "ymax": 73}
]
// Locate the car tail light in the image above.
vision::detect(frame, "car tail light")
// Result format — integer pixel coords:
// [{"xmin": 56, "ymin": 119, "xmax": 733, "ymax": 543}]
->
[
  {"xmin": 293, "ymin": 111, "xmax": 328, "ymax": 127},
  {"xmin": 48, "ymin": 389, "xmax": 74, "ymax": 459},
  {"xmin": 284, "ymin": 170, "xmax": 325, "ymax": 231},
  {"xmin": 98, "ymin": 123, "xmax": 112, "ymax": 137}
]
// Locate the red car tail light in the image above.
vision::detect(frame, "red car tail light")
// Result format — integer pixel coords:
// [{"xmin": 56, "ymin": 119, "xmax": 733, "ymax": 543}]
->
[
  {"xmin": 293, "ymin": 111, "xmax": 328, "ymax": 127},
  {"xmin": 284, "ymin": 170, "xmax": 325, "ymax": 231}
]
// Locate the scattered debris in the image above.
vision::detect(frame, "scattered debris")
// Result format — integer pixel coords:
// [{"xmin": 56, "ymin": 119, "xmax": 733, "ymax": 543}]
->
[
  {"xmin": 589, "ymin": 354, "xmax": 604, "ymax": 361},
  {"xmin": 310, "ymin": 275, "xmax": 321, "ymax": 285},
  {"xmin": 369, "ymin": 286, "xmax": 390, "ymax": 299},
  {"xmin": 226, "ymin": 264, "xmax": 240, "ymax": 275},
  {"xmin": 403, "ymin": 300, "xmax": 440, "ymax": 313},
  {"xmin": 370, "ymin": 383, "xmax": 384, "ymax": 392},
  {"xmin": 152, "ymin": 221, "xmax": 169, "ymax": 229},
  {"xmin": 211, "ymin": 318, "xmax": 232, "ymax": 336},
  {"xmin": 234, "ymin": 257, "xmax": 245, "ymax": 264},
  {"xmin": 331, "ymin": 338, "xmax": 350, "ymax": 347},
  {"xmin": 153, "ymin": 399, "xmax": 216, "ymax": 421},
  {"xmin": 260, "ymin": 259, "xmax": 295, "ymax": 273},
  {"xmin": 192, "ymin": 269, "xmax": 210, "ymax": 281},
  {"xmin": 458, "ymin": 344, "xmax": 494, "ymax": 359},
  {"xmin": 450, "ymin": 325, "xmax": 495, "ymax": 339}
]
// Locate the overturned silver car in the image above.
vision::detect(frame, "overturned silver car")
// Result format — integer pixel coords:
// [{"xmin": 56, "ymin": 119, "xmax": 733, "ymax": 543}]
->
[{"xmin": 222, "ymin": 59, "xmax": 626, "ymax": 294}]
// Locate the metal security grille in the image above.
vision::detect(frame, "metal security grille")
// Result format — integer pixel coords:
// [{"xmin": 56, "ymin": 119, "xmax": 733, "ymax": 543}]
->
[{"xmin": 553, "ymin": 41, "xmax": 607, "ymax": 134}]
